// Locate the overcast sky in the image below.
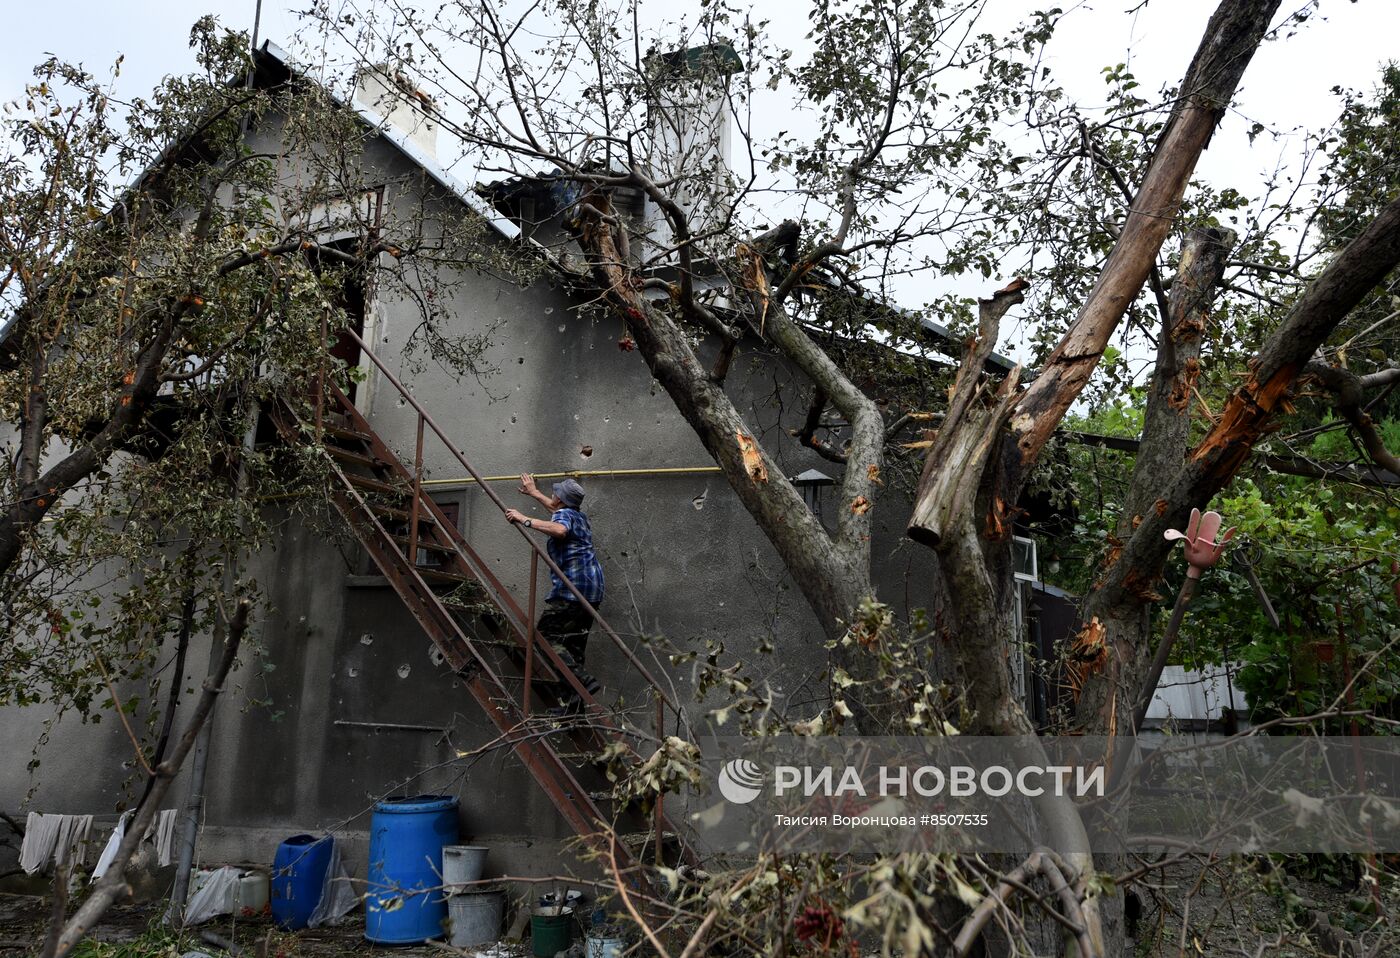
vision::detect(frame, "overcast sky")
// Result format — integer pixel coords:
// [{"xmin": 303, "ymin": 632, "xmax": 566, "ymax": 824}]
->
[
  {"xmin": 4, "ymin": 0, "xmax": 1397, "ymax": 366},
  {"xmin": 5, "ymin": 0, "xmax": 1394, "ymax": 178},
  {"xmin": 6, "ymin": 0, "xmax": 1396, "ymax": 171}
]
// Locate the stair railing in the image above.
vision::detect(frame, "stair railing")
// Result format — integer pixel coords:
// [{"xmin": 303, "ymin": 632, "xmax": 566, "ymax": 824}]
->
[{"xmin": 337, "ymin": 328, "xmax": 684, "ymax": 748}]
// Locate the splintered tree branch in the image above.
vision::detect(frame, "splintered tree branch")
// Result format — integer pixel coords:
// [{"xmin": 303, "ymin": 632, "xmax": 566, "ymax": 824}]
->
[
  {"xmin": 1184, "ymin": 195, "xmax": 1400, "ymax": 482},
  {"xmin": 1123, "ymin": 226, "xmax": 1235, "ymax": 527},
  {"xmin": 567, "ymin": 193, "xmax": 889, "ymax": 730},
  {"xmin": 44, "ymin": 601, "xmax": 251, "ymax": 958},
  {"xmin": 907, "ymin": 278, "xmax": 1026, "ymax": 546},
  {"xmin": 1076, "ymin": 193, "xmax": 1400, "ymax": 733},
  {"xmin": 568, "ymin": 198, "xmax": 848, "ymax": 592},
  {"xmin": 1007, "ymin": 0, "xmax": 1281, "ymax": 486}
]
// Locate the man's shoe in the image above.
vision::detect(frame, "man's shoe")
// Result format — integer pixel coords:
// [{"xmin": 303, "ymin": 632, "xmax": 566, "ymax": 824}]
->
[{"xmin": 546, "ymin": 697, "xmax": 584, "ymax": 719}]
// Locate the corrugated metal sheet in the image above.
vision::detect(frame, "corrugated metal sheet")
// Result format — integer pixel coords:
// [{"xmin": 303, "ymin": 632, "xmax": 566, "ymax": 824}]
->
[{"xmin": 1143, "ymin": 663, "xmax": 1247, "ymax": 727}]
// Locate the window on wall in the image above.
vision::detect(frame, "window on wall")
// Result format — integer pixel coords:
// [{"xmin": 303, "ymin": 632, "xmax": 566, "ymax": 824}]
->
[
  {"xmin": 304, "ymin": 187, "xmax": 383, "ymax": 403},
  {"xmin": 416, "ymin": 500, "xmax": 461, "ymax": 568},
  {"xmin": 1009, "ymin": 536, "xmax": 1040, "ymax": 706},
  {"xmin": 306, "ymin": 238, "xmax": 369, "ymax": 403}
]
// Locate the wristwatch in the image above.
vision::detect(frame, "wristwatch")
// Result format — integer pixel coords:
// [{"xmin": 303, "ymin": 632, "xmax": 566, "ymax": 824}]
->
[{"xmin": 524, "ymin": 519, "xmax": 533, "ymax": 528}]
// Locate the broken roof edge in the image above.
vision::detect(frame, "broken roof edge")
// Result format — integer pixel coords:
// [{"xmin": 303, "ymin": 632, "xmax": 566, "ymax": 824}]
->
[{"xmin": 907, "ymin": 308, "xmax": 1019, "ymax": 376}]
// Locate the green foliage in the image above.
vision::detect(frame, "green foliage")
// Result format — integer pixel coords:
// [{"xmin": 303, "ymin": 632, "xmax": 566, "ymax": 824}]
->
[
  {"xmin": 1186, "ymin": 478, "xmax": 1400, "ymax": 730},
  {"xmin": 66, "ymin": 921, "xmax": 187, "ymax": 958},
  {"xmin": 0, "ymin": 18, "xmax": 519, "ymax": 769}
]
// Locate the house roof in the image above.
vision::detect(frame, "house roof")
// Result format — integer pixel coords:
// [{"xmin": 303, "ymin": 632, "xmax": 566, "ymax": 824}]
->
[
  {"xmin": 0, "ymin": 41, "xmax": 1013, "ymax": 379},
  {"xmin": 325, "ymin": 39, "xmax": 1013, "ymax": 376},
  {"xmin": 259, "ymin": 42, "xmax": 523, "ymax": 245}
]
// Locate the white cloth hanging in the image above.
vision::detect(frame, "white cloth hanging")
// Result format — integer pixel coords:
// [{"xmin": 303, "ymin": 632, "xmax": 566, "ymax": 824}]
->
[
  {"xmin": 19, "ymin": 813, "xmax": 93, "ymax": 875},
  {"xmin": 90, "ymin": 812, "xmax": 132, "ymax": 882},
  {"xmin": 150, "ymin": 809, "xmax": 178, "ymax": 866}
]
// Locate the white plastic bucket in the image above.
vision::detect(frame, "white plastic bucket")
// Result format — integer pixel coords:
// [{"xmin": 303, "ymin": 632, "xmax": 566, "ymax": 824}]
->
[
  {"xmin": 586, "ymin": 934, "xmax": 625, "ymax": 958},
  {"xmin": 442, "ymin": 844, "xmax": 488, "ymax": 891},
  {"xmin": 447, "ymin": 887, "xmax": 504, "ymax": 948}
]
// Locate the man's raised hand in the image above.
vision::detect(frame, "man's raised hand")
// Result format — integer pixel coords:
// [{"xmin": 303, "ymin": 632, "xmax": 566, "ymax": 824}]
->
[{"xmin": 518, "ymin": 473, "xmax": 538, "ymax": 496}]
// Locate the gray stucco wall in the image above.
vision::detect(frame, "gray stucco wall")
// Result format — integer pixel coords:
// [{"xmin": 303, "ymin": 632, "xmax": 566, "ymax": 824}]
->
[{"xmin": 0, "ymin": 114, "xmax": 947, "ymax": 888}]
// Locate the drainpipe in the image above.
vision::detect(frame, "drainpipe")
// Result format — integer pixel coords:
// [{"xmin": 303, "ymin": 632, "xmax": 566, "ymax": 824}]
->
[{"xmin": 170, "ymin": 3, "xmax": 265, "ymax": 916}]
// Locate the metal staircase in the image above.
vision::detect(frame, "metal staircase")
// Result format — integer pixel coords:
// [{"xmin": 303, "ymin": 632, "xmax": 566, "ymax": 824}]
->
[{"xmin": 269, "ymin": 329, "xmax": 689, "ymax": 869}]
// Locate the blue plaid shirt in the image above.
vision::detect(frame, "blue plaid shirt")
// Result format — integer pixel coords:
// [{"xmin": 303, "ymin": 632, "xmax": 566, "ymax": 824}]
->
[{"xmin": 546, "ymin": 508, "xmax": 604, "ymax": 604}]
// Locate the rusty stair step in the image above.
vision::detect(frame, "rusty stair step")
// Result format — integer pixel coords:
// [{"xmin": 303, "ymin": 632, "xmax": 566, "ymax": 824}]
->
[
  {"xmin": 619, "ymin": 830, "xmax": 681, "ymax": 850},
  {"xmin": 416, "ymin": 567, "xmax": 475, "ymax": 585},
  {"xmin": 345, "ymin": 473, "xmax": 409, "ymax": 496},
  {"xmin": 441, "ymin": 601, "xmax": 492, "ymax": 619},
  {"xmin": 321, "ymin": 422, "xmax": 373, "ymax": 444},
  {"xmin": 326, "ymin": 445, "xmax": 385, "ymax": 469},
  {"xmin": 463, "ymin": 634, "xmax": 527, "ymax": 650},
  {"xmin": 498, "ymin": 672, "xmax": 568, "ymax": 689},
  {"xmin": 369, "ymin": 503, "xmax": 439, "ymax": 525},
  {"xmin": 391, "ymin": 535, "xmax": 458, "ymax": 556}
]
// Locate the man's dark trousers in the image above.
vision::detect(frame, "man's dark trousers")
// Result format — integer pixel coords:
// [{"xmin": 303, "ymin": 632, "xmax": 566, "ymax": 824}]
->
[{"xmin": 537, "ymin": 598, "xmax": 602, "ymax": 698}]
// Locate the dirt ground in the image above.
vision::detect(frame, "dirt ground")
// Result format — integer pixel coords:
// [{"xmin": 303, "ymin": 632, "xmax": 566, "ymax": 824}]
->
[
  {"xmin": 1122, "ymin": 860, "xmax": 1384, "ymax": 957},
  {"xmin": 0, "ymin": 865, "xmax": 1391, "ymax": 958},
  {"xmin": 0, "ymin": 894, "xmax": 525, "ymax": 958}
]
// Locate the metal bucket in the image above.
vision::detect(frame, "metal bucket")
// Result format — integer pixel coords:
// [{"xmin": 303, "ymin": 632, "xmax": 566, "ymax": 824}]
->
[
  {"xmin": 447, "ymin": 887, "xmax": 504, "ymax": 949},
  {"xmin": 442, "ymin": 845, "xmax": 488, "ymax": 891},
  {"xmin": 531, "ymin": 906, "xmax": 574, "ymax": 957},
  {"xmin": 585, "ymin": 933, "xmax": 626, "ymax": 958}
]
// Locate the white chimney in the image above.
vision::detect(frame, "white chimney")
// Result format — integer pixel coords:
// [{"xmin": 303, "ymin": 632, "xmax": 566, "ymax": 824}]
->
[
  {"xmin": 643, "ymin": 43, "xmax": 742, "ymax": 262},
  {"xmin": 353, "ymin": 65, "xmax": 439, "ymax": 161}
]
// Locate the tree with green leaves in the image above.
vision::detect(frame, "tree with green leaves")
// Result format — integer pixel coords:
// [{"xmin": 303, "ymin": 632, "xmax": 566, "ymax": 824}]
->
[
  {"xmin": 7, "ymin": 0, "xmax": 1400, "ymax": 953},
  {"xmin": 285, "ymin": 0, "xmax": 1400, "ymax": 951},
  {"xmin": 0, "ymin": 17, "xmax": 507, "ymax": 712},
  {"xmin": 0, "ymin": 21, "xmax": 514, "ymax": 953}
]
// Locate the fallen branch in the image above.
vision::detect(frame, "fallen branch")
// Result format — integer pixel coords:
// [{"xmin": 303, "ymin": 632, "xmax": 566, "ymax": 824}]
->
[
  {"xmin": 199, "ymin": 930, "xmax": 243, "ymax": 956},
  {"xmin": 1306, "ymin": 361, "xmax": 1400, "ymax": 475},
  {"xmin": 953, "ymin": 851, "xmax": 1043, "ymax": 955}
]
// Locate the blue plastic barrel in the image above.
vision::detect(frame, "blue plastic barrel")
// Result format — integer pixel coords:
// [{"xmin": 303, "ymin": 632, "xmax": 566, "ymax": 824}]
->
[
  {"xmin": 270, "ymin": 834, "xmax": 333, "ymax": 930},
  {"xmin": 365, "ymin": 795, "xmax": 460, "ymax": 943}
]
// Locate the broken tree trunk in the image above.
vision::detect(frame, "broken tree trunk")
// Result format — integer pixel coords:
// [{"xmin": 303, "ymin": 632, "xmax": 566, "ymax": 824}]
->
[
  {"xmin": 905, "ymin": 6, "xmax": 1283, "ymax": 947},
  {"xmin": 1004, "ymin": 0, "xmax": 1282, "ymax": 492},
  {"xmin": 909, "ymin": 0, "xmax": 1280, "ymax": 732},
  {"xmin": 1074, "ymin": 194, "xmax": 1400, "ymax": 733},
  {"xmin": 1067, "ymin": 227, "xmax": 1234, "ymax": 728}
]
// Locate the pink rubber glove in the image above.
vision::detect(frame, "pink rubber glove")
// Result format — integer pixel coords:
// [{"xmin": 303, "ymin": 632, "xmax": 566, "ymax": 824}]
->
[{"xmin": 1164, "ymin": 508, "xmax": 1236, "ymax": 579}]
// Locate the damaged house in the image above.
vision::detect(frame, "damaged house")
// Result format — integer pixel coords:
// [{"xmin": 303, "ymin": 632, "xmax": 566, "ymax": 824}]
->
[{"xmin": 0, "ymin": 39, "xmax": 1075, "ymax": 891}]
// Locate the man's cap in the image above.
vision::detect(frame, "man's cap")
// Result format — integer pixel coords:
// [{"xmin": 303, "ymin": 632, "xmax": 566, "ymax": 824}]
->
[{"xmin": 552, "ymin": 478, "xmax": 585, "ymax": 509}]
